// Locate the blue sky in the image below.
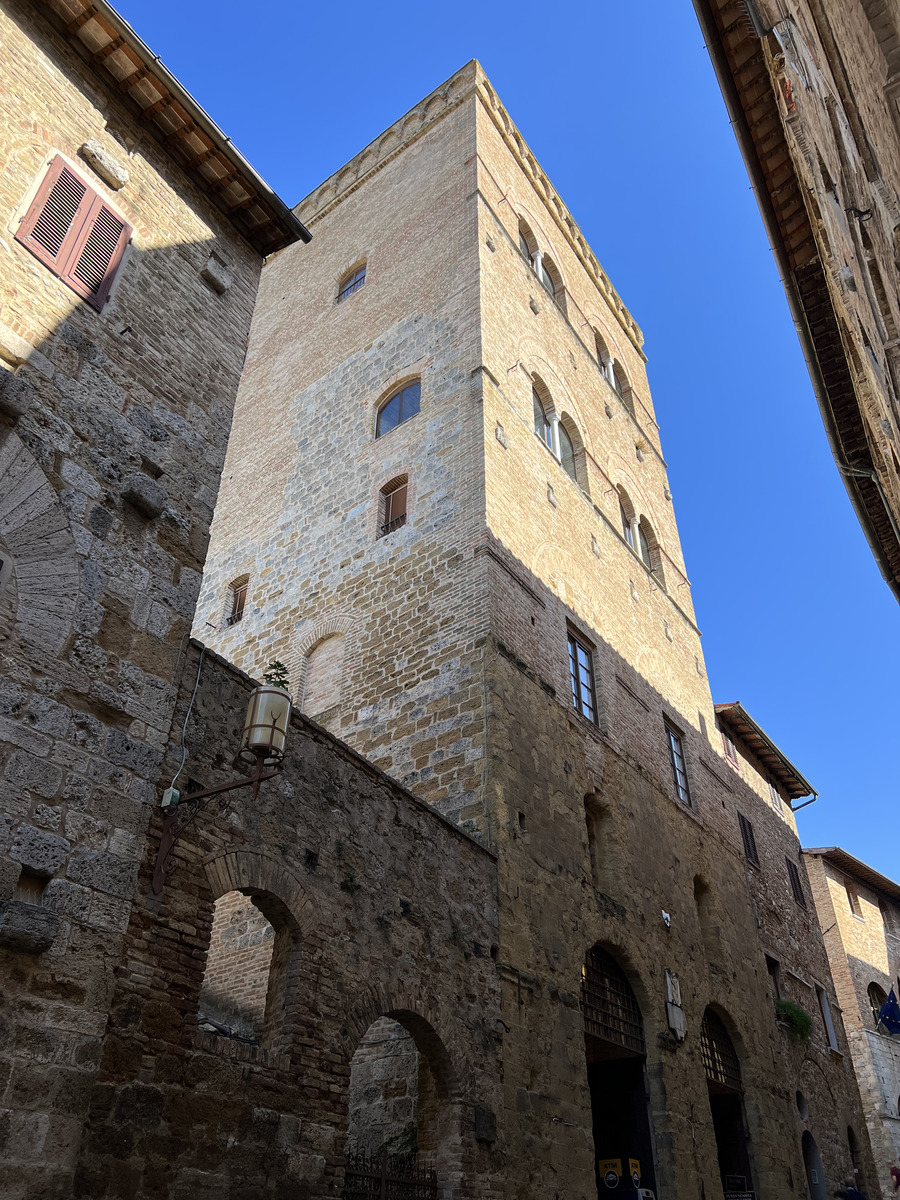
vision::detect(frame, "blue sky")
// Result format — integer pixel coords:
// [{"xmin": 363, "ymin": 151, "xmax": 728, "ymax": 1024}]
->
[{"xmin": 115, "ymin": 0, "xmax": 899, "ymax": 879}]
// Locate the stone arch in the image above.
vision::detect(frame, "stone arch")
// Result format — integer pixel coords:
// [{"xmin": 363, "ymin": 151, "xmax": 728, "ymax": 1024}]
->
[
  {"xmin": 0, "ymin": 428, "xmax": 79, "ymax": 654},
  {"xmin": 202, "ymin": 848, "xmax": 316, "ymax": 940},
  {"xmin": 292, "ymin": 612, "xmax": 356, "ymax": 697}
]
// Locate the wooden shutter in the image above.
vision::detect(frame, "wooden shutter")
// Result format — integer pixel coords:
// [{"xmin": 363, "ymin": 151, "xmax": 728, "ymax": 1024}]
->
[
  {"xmin": 787, "ymin": 859, "xmax": 806, "ymax": 907},
  {"xmin": 15, "ymin": 156, "xmax": 131, "ymax": 311},
  {"xmin": 738, "ymin": 813, "xmax": 759, "ymax": 866}
]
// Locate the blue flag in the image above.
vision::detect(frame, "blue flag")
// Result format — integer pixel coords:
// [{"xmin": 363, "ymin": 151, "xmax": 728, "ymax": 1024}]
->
[{"xmin": 877, "ymin": 987, "xmax": 900, "ymax": 1035}]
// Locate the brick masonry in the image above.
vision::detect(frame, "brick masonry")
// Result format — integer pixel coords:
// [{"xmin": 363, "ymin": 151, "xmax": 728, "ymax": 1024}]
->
[{"xmin": 192, "ymin": 59, "xmax": 877, "ymax": 1199}]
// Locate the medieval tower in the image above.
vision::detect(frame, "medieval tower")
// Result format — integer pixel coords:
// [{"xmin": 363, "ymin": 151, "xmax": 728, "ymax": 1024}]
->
[{"xmin": 193, "ymin": 62, "xmax": 876, "ymax": 1200}]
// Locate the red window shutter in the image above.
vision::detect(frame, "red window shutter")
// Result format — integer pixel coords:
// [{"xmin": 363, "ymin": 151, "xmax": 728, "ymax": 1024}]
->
[
  {"xmin": 65, "ymin": 200, "xmax": 130, "ymax": 309},
  {"xmin": 15, "ymin": 156, "xmax": 131, "ymax": 311}
]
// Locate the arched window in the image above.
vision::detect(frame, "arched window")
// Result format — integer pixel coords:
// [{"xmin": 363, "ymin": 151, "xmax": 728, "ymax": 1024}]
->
[
  {"xmin": 379, "ymin": 475, "xmax": 408, "ymax": 537},
  {"xmin": 638, "ymin": 517, "xmax": 666, "ymax": 587},
  {"xmin": 303, "ymin": 633, "xmax": 346, "ymax": 728},
  {"xmin": 558, "ymin": 421, "xmax": 576, "ymax": 481},
  {"xmin": 612, "ymin": 360, "xmax": 635, "ymax": 417},
  {"xmin": 869, "ymin": 981, "xmax": 888, "ymax": 1026},
  {"xmin": 337, "ymin": 261, "xmax": 366, "ymax": 302},
  {"xmin": 376, "ymin": 380, "xmax": 420, "ymax": 438},
  {"xmin": 594, "ymin": 330, "xmax": 612, "ymax": 382},
  {"xmin": 533, "ymin": 387, "xmax": 552, "ymax": 449},
  {"xmin": 225, "ymin": 575, "xmax": 249, "ymax": 626},
  {"xmin": 540, "ymin": 255, "xmax": 565, "ymax": 311},
  {"xmin": 519, "ymin": 220, "xmax": 537, "ymax": 262},
  {"xmin": 618, "ymin": 487, "xmax": 635, "ymax": 549}
]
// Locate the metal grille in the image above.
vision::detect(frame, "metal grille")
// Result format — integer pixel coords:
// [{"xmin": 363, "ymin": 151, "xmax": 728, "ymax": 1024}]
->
[
  {"xmin": 342, "ymin": 1151, "xmax": 437, "ymax": 1200},
  {"xmin": 700, "ymin": 1009, "xmax": 742, "ymax": 1092},
  {"xmin": 581, "ymin": 947, "xmax": 645, "ymax": 1055}
]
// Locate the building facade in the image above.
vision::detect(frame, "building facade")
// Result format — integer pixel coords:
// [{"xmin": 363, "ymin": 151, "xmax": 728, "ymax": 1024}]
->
[
  {"xmin": 0, "ymin": 0, "xmax": 306, "ymax": 1195},
  {"xmin": 805, "ymin": 847, "xmax": 900, "ymax": 1198},
  {"xmin": 692, "ymin": 0, "xmax": 900, "ymax": 602},
  {"xmin": 193, "ymin": 61, "xmax": 875, "ymax": 1198}
]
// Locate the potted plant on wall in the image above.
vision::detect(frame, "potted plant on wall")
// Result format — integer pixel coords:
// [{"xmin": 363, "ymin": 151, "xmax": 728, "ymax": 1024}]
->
[{"xmin": 774, "ymin": 998, "xmax": 814, "ymax": 1042}]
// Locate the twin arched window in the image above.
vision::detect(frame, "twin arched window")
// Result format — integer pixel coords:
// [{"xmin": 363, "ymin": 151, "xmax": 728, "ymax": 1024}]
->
[
  {"xmin": 533, "ymin": 383, "xmax": 582, "ymax": 488},
  {"xmin": 618, "ymin": 487, "xmax": 665, "ymax": 587},
  {"xmin": 519, "ymin": 219, "xmax": 565, "ymax": 308},
  {"xmin": 376, "ymin": 380, "xmax": 420, "ymax": 437}
]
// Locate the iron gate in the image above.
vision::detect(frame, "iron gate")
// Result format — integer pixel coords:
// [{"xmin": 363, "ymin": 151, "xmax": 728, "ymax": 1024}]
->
[{"xmin": 342, "ymin": 1150, "xmax": 438, "ymax": 1200}]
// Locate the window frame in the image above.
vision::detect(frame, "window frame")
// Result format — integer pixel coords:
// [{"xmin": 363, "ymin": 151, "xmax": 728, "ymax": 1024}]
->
[
  {"xmin": 15, "ymin": 155, "xmax": 132, "ymax": 312},
  {"xmin": 738, "ymin": 812, "xmax": 760, "ymax": 868},
  {"xmin": 375, "ymin": 380, "xmax": 421, "ymax": 438},
  {"xmin": 721, "ymin": 721, "xmax": 739, "ymax": 767},
  {"xmin": 786, "ymin": 857, "xmax": 806, "ymax": 907},
  {"xmin": 816, "ymin": 985, "xmax": 840, "ymax": 1051},
  {"xmin": 225, "ymin": 576, "xmax": 249, "ymax": 627},
  {"xmin": 664, "ymin": 721, "xmax": 691, "ymax": 806},
  {"xmin": 378, "ymin": 475, "xmax": 408, "ymax": 538},
  {"xmin": 568, "ymin": 629, "xmax": 598, "ymax": 725},
  {"xmin": 336, "ymin": 263, "xmax": 366, "ymax": 302}
]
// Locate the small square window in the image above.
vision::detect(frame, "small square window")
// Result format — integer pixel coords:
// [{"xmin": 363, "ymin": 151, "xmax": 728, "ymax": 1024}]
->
[
  {"xmin": 665, "ymin": 723, "xmax": 691, "ymax": 805},
  {"xmin": 568, "ymin": 631, "xmax": 598, "ymax": 724}
]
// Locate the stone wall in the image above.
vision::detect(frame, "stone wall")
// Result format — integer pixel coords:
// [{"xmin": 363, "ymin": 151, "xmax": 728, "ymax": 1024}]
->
[
  {"xmin": 0, "ymin": 3, "xmax": 266, "ymax": 1196},
  {"xmin": 347, "ymin": 1017, "xmax": 420, "ymax": 1157},
  {"xmin": 72, "ymin": 642, "xmax": 502, "ymax": 1200}
]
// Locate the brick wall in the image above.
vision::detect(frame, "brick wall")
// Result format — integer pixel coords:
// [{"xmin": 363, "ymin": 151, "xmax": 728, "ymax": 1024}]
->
[
  {"xmin": 198, "ymin": 890, "xmax": 275, "ymax": 1040},
  {"xmin": 347, "ymin": 1017, "xmax": 420, "ymax": 1156}
]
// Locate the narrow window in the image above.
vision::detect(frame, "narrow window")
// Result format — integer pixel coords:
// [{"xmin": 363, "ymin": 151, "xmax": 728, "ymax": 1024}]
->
[
  {"xmin": 376, "ymin": 380, "xmax": 420, "ymax": 438},
  {"xmin": 787, "ymin": 858, "xmax": 806, "ymax": 907},
  {"xmin": 846, "ymin": 882, "xmax": 863, "ymax": 918},
  {"xmin": 558, "ymin": 422, "xmax": 576, "ymax": 482},
  {"xmin": 767, "ymin": 777, "xmax": 781, "ymax": 808},
  {"xmin": 568, "ymin": 630, "xmax": 598, "ymax": 724},
  {"xmin": 15, "ymin": 155, "xmax": 132, "ymax": 311},
  {"xmin": 618, "ymin": 489, "xmax": 635, "ymax": 549},
  {"xmin": 738, "ymin": 813, "xmax": 760, "ymax": 867},
  {"xmin": 868, "ymin": 982, "xmax": 888, "ymax": 1027},
  {"xmin": 337, "ymin": 263, "xmax": 366, "ymax": 302},
  {"xmin": 637, "ymin": 523, "xmax": 652, "ymax": 571},
  {"xmin": 379, "ymin": 476, "xmax": 408, "ymax": 537},
  {"xmin": 594, "ymin": 330, "xmax": 612, "ymax": 380},
  {"xmin": 518, "ymin": 220, "xmax": 537, "ymax": 263},
  {"xmin": 226, "ymin": 576, "xmax": 249, "ymax": 626},
  {"xmin": 612, "ymin": 361, "xmax": 635, "ymax": 417},
  {"xmin": 533, "ymin": 388, "xmax": 552, "ymax": 449},
  {"xmin": 720, "ymin": 721, "xmax": 739, "ymax": 766},
  {"xmin": 816, "ymin": 985, "xmax": 839, "ymax": 1050},
  {"xmin": 665, "ymin": 723, "xmax": 691, "ymax": 805},
  {"xmin": 765, "ymin": 954, "xmax": 782, "ymax": 1001}
]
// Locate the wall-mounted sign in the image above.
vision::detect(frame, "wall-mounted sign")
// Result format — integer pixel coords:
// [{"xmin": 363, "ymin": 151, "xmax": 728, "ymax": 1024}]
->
[
  {"xmin": 598, "ymin": 1158, "xmax": 621, "ymax": 1188},
  {"xmin": 629, "ymin": 1158, "xmax": 641, "ymax": 1188}
]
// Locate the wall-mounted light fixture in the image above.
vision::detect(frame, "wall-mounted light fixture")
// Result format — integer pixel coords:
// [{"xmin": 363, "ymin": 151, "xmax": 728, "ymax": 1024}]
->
[{"xmin": 151, "ymin": 666, "xmax": 292, "ymax": 896}]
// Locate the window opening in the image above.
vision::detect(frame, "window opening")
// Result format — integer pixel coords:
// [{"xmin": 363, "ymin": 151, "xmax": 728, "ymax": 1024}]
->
[
  {"xmin": 701, "ymin": 1009, "xmax": 755, "ymax": 1196},
  {"xmin": 518, "ymin": 221, "xmax": 536, "ymax": 262},
  {"xmin": 765, "ymin": 955, "xmax": 782, "ymax": 1001},
  {"xmin": 594, "ymin": 330, "xmax": 612, "ymax": 381},
  {"xmin": 199, "ymin": 891, "xmax": 276, "ymax": 1044},
  {"xmin": 738, "ymin": 813, "xmax": 760, "ymax": 868},
  {"xmin": 802, "ymin": 1130, "xmax": 829, "ymax": 1200},
  {"xmin": 15, "ymin": 155, "xmax": 131, "ymax": 311},
  {"xmin": 533, "ymin": 388, "xmax": 552, "ymax": 449},
  {"xmin": 569, "ymin": 631, "xmax": 598, "ymax": 724},
  {"xmin": 868, "ymin": 982, "xmax": 888, "ymax": 1027},
  {"xmin": 559, "ymin": 422, "xmax": 577, "ymax": 481},
  {"xmin": 665, "ymin": 723, "xmax": 691, "ymax": 805},
  {"xmin": 337, "ymin": 264, "xmax": 366, "ymax": 301},
  {"xmin": 376, "ymin": 381, "xmax": 420, "ymax": 438},
  {"xmin": 816, "ymin": 985, "xmax": 839, "ymax": 1050},
  {"xmin": 226, "ymin": 577, "xmax": 249, "ymax": 626},
  {"xmin": 302, "ymin": 633, "xmax": 346, "ymax": 728},
  {"xmin": 581, "ymin": 947, "xmax": 658, "ymax": 1200},
  {"xmin": 846, "ymin": 882, "xmax": 863, "ymax": 917},
  {"xmin": 767, "ymin": 777, "xmax": 781, "ymax": 808},
  {"xmin": 637, "ymin": 523, "xmax": 652, "ymax": 571},
  {"xmin": 619, "ymin": 498, "xmax": 634, "ymax": 549},
  {"xmin": 379, "ymin": 476, "xmax": 408, "ymax": 537},
  {"xmin": 720, "ymin": 721, "xmax": 739, "ymax": 766},
  {"xmin": 787, "ymin": 859, "xmax": 806, "ymax": 907}
]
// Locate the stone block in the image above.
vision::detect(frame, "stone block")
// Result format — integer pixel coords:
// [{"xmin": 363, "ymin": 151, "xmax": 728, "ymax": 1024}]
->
[
  {"xmin": 0, "ymin": 900, "xmax": 61, "ymax": 954},
  {"xmin": 10, "ymin": 826, "xmax": 69, "ymax": 875},
  {"xmin": 78, "ymin": 138, "xmax": 129, "ymax": 190},
  {"xmin": 121, "ymin": 474, "xmax": 167, "ymax": 520},
  {"xmin": 66, "ymin": 849, "xmax": 136, "ymax": 899},
  {"xmin": 200, "ymin": 256, "xmax": 233, "ymax": 294}
]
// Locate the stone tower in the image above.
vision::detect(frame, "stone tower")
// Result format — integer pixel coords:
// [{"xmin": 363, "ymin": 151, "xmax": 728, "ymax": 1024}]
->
[{"xmin": 195, "ymin": 62, "xmax": 874, "ymax": 1199}]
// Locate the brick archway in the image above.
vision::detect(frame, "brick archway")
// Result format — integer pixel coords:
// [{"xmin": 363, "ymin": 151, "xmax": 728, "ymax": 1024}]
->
[{"xmin": 201, "ymin": 848, "xmax": 316, "ymax": 940}]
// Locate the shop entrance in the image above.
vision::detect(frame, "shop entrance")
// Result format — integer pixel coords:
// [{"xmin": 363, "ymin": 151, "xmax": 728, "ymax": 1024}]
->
[
  {"xmin": 701, "ymin": 1009, "xmax": 755, "ymax": 1197},
  {"xmin": 582, "ymin": 946, "xmax": 657, "ymax": 1198}
]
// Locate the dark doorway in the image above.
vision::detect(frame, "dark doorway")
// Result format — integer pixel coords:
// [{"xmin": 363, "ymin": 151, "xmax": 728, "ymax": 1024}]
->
[
  {"xmin": 701, "ymin": 1009, "xmax": 755, "ymax": 1195},
  {"xmin": 582, "ymin": 947, "xmax": 657, "ymax": 1197},
  {"xmin": 802, "ymin": 1130, "xmax": 828, "ymax": 1200}
]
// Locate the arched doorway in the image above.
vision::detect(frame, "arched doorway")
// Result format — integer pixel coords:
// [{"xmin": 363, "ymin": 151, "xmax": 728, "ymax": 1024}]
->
[
  {"xmin": 581, "ymin": 947, "xmax": 658, "ymax": 1197},
  {"xmin": 700, "ymin": 1009, "xmax": 755, "ymax": 1196},
  {"xmin": 344, "ymin": 1010, "xmax": 455, "ymax": 1199},
  {"xmin": 802, "ymin": 1130, "xmax": 828, "ymax": 1200}
]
